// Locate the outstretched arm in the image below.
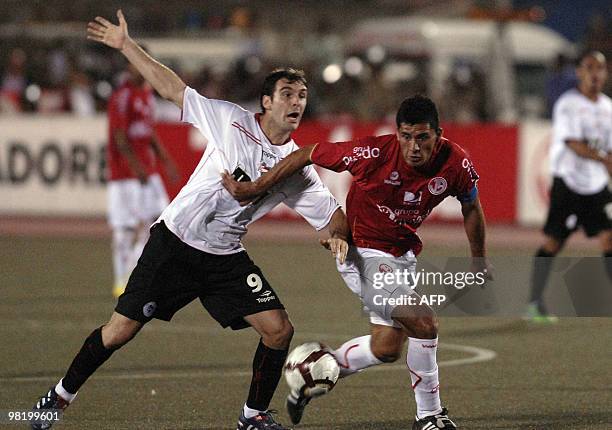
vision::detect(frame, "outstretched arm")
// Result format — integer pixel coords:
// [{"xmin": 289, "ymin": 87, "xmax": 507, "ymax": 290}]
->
[
  {"xmin": 461, "ymin": 197, "xmax": 493, "ymax": 279},
  {"xmin": 222, "ymin": 144, "xmax": 317, "ymax": 205},
  {"xmin": 87, "ymin": 10, "xmax": 186, "ymax": 107}
]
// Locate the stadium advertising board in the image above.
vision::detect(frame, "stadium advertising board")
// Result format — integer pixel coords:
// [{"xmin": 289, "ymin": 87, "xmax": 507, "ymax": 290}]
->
[{"xmin": 1, "ymin": 117, "xmax": 521, "ymax": 222}]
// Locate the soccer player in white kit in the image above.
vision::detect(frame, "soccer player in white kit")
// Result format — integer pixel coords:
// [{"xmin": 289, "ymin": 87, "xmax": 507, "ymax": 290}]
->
[
  {"xmin": 527, "ymin": 50, "xmax": 612, "ymax": 322},
  {"xmin": 29, "ymin": 10, "xmax": 349, "ymax": 430}
]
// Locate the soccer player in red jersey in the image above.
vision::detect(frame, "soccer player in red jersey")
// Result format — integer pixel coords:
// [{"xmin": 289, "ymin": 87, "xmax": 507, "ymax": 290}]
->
[
  {"xmin": 107, "ymin": 60, "xmax": 179, "ymax": 297},
  {"xmin": 223, "ymin": 95, "xmax": 491, "ymax": 430}
]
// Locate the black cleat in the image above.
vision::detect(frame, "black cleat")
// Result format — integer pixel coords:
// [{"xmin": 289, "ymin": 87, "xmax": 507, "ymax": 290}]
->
[
  {"xmin": 30, "ymin": 387, "xmax": 69, "ymax": 430},
  {"xmin": 286, "ymin": 393, "xmax": 311, "ymax": 425},
  {"xmin": 237, "ymin": 410, "xmax": 291, "ymax": 429},
  {"xmin": 412, "ymin": 408, "xmax": 457, "ymax": 429}
]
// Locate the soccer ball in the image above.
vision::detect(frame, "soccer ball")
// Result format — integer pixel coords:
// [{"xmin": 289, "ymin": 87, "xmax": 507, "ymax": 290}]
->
[{"xmin": 284, "ymin": 342, "xmax": 340, "ymax": 398}]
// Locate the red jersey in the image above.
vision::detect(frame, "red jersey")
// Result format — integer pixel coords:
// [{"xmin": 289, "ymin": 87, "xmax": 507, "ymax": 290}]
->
[
  {"xmin": 311, "ymin": 135, "xmax": 479, "ymax": 256},
  {"xmin": 107, "ymin": 81, "xmax": 157, "ymax": 180}
]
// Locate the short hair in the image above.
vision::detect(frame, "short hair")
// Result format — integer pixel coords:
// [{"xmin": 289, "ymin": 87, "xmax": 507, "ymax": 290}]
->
[
  {"xmin": 576, "ymin": 49, "xmax": 606, "ymax": 67},
  {"xmin": 396, "ymin": 94, "xmax": 440, "ymax": 132},
  {"xmin": 260, "ymin": 68, "xmax": 307, "ymax": 112}
]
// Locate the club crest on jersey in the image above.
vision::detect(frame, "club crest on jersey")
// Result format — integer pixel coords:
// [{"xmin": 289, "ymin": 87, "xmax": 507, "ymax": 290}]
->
[
  {"xmin": 403, "ymin": 191, "xmax": 422, "ymax": 205},
  {"xmin": 384, "ymin": 171, "xmax": 401, "ymax": 186},
  {"xmin": 428, "ymin": 177, "xmax": 447, "ymax": 195}
]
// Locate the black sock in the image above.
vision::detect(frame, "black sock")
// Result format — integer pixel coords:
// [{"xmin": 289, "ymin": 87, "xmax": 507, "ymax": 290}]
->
[
  {"xmin": 529, "ymin": 248, "xmax": 555, "ymax": 311},
  {"xmin": 61, "ymin": 327, "xmax": 116, "ymax": 394},
  {"xmin": 246, "ymin": 339, "xmax": 289, "ymax": 412},
  {"xmin": 604, "ymin": 251, "xmax": 612, "ymax": 282}
]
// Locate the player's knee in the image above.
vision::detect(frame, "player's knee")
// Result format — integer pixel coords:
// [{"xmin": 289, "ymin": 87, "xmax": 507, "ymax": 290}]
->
[
  {"xmin": 102, "ymin": 318, "xmax": 141, "ymax": 349},
  {"xmin": 261, "ymin": 319, "xmax": 294, "ymax": 349},
  {"xmin": 410, "ymin": 315, "xmax": 438, "ymax": 339}
]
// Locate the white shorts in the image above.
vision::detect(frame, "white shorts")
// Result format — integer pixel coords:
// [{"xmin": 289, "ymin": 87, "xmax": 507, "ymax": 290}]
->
[
  {"xmin": 107, "ymin": 173, "xmax": 169, "ymax": 228},
  {"xmin": 337, "ymin": 245, "xmax": 418, "ymax": 327}
]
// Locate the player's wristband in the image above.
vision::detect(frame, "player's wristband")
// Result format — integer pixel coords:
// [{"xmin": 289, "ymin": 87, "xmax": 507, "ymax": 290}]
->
[{"xmin": 596, "ymin": 149, "xmax": 607, "ymax": 161}]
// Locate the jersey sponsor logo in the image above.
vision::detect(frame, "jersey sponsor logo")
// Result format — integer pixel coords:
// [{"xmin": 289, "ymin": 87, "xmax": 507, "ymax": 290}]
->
[
  {"xmin": 384, "ymin": 170, "xmax": 401, "ymax": 186},
  {"xmin": 342, "ymin": 146, "xmax": 380, "ymax": 165},
  {"xmin": 403, "ymin": 191, "xmax": 422, "ymax": 205},
  {"xmin": 142, "ymin": 301, "xmax": 157, "ymax": 318},
  {"xmin": 428, "ymin": 177, "xmax": 447, "ymax": 195},
  {"xmin": 462, "ymin": 158, "xmax": 479, "ymax": 183}
]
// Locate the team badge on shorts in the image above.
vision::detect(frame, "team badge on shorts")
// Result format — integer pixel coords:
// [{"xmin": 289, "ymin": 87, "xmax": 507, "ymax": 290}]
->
[
  {"xmin": 142, "ymin": 301, "xmax": 157, "ymax": 318},
  {"xmin": 428, "ymin": 177, "xmax": 447, "ymax": 195},
  {"xmin": 379, "ymin": 264, "xmax": 393, "ymax": 273}
]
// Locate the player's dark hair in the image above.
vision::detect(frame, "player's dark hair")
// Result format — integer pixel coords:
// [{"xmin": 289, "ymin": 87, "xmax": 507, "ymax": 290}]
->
[
  {"xmin": 260, "ymin": 68, "xmax": 307, "ymax": 112},
  {"xmin": 576, "ymin": 49, "xmax": 606, "ymax": 67},
  {"xmin": 396, "ymin": 94, "xmax": 441, "ymax": 134}
]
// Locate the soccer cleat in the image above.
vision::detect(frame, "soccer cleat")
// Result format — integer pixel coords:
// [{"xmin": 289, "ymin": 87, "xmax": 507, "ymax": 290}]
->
[
  {"xmin": 412, "ymin": 408, "xmax": 457, "ymax": 429},
  {"xmin": 30, "ymin": 387, "xmax": 69, "ymax": 430},
  {"xmin": 286, "ymin": 392, "xmax": 311, "ymax": 425},
  {"xmin": 236, "ymin": 410, "xmax": 291, "ymax": 430},
  {"xmin": 523, "ymin": 302, "xmax": 559, "ymax": 324}
]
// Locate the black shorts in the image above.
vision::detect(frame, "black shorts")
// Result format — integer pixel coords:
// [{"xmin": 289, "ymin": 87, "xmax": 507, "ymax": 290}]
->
[
  {"xmin": 115, "ymin": 222, "xmax": 284, "ymax": 330},
  {"xmin": 543, "ymin": 177, "xmax": 612, "ymax": 240}
]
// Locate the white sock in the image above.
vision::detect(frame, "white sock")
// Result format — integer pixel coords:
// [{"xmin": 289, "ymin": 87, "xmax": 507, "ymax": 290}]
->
[
  {"xmin": 332, "ymin": 335, "xmax": 383, "ymax": 378},
  {"xmin": 131, "ymin": 223, "xmax": 151, "ymax": 268},
  {"xmin": 407, "ymin": 337, "xmax": 442, "ymax": 419},
  {"xmin": 243, "ymin": 403, "xmax": 264, "ymax": 419},
  {"xmin": 112, "ymin": 227, "xmax": 137, "ymax": 286},
  {"xmin": 55, "ymin": 379, "xmax": 77, "ymax": 403}
]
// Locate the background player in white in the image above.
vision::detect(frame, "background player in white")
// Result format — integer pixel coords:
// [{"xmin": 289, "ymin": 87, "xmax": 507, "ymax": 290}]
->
[
  {"xmin": 223, "ymin": 95, "xmax": 492, "ymax": 429},
  {"xmin": 107, "ymin": 60, "xmax": 179, "ymax": 298},
  {"xmin": 29, "ymin": 10, "xmax": 349, "ymax": 430},
  {"xmin": 527, "ymin": 50, "xmax": 612, "ymax": 322}
]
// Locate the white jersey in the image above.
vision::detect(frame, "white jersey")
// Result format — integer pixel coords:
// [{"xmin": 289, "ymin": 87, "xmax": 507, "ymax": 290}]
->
[
  {"xmin": 549, "ymin": 88, "xmax": 612, "ymax": 195},
  {"xmin": 157, "ymin": 87, "xmax": 340, "ymax": 255}
]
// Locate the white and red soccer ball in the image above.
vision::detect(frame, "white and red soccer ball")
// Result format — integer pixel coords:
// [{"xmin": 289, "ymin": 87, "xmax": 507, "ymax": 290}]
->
[{"xmin": 284, "ymin": 342, "xmax": 340, "ymax": 398}]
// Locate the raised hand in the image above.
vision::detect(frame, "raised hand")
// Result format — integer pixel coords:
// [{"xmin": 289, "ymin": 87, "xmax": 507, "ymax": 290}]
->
[{"xmin": 87, "ymin": 9, "xmax": 129, "ymax": 50}]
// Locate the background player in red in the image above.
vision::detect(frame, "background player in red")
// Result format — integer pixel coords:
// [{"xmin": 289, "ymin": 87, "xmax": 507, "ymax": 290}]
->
[
  {"xmin": 223, "ymin": 95, "xmax": 491, "ymax": 430},
  {"xmin": 107, "ymin": 59, "xmax": 178, "ymax": 297}
]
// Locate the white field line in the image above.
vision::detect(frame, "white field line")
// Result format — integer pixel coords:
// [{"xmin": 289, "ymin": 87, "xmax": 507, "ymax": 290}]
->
[{"xmin": 0, "ymin": 319, "xmax": 496, "ymax": 383}]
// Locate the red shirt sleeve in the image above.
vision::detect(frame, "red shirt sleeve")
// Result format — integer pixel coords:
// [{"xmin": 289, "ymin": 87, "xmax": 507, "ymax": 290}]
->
[
  {"xmin": 454, "ymin": 153, "xmax": 480, "ymax": 201},
  {"xmin": 311, "ymin": 136, "xmax": 381, "ymax": 176}
]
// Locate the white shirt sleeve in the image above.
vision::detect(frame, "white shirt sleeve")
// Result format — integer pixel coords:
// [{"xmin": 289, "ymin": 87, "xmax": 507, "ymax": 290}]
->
[
  {"xmin": 181, "ymin": 86, "xmax": 244, "ymax": 146},
  {"xmin": 553, "ymin": 95, "xmax": 583, "ymax": 142},
  {"xmin": 282, "ymin": 165, "xmax": 341, "ymax": 231}
]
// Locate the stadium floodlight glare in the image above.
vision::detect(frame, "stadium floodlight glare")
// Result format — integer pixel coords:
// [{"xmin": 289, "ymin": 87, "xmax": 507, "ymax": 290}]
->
[
  {"xmin": 25, "ymin": 84, "xmax": 41, "ymax": 103},
  {"xmin": 96, "ymin": 81, "xmax": 113, "ymax": 99},
  {"xmin": 322, "ymin": 64, "xmax": 343, "ymax": 84},
  {"xmin": 366, "ymin": 45, "xmax": 386, "ymax": 64},
  {"xmin": 344, "ymin": 56, "xmax": 364, "ymax": 77}
]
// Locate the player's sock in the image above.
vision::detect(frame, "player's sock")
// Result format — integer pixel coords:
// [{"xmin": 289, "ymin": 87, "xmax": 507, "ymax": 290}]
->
[
  {"xmin": 242, "ymin": 404, "xmax": 263, "ymax": 419},
  {"xmin": 132, "ymin": 223, "xmax": 151, "ymax": 269},
  {"xmin": 604, "ymin": 251, "xmax": 612, "ymax": 281},
  {"xmin": 529, "ymin": 247, "xmax": 555, "ymax": 312},
  {"xmin": 112, "ymin": 227, "xmax": 137, "ymax": 287},
  {"xmin": 332, "ymin": 335, "xmax": 382, "ymax": 378},
  {"xmin": 54, "ymin": 379, "xmax": 77, "ymax": 403},
  {"xmin": 407, "ymin": 337, "xmax": 442, "ymax": 419},
  {"xmin": 61, "ymin": 327, "xmax": 117, "ymax": 394},
  {"xmin": 246, "ymin": 338, "xmax": 288, "ymax": 412}
]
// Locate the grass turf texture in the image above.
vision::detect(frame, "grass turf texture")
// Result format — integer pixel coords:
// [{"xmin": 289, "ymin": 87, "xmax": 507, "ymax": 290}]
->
[{"xmin": 1, "ymin": 236, "xmax": 611, "ymax": 429}]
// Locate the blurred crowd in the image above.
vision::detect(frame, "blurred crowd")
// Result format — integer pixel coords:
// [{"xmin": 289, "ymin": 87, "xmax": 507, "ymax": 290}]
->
[{"xmin": 1, "ymin": 1, "xmax": 610, "ymax": 122}]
